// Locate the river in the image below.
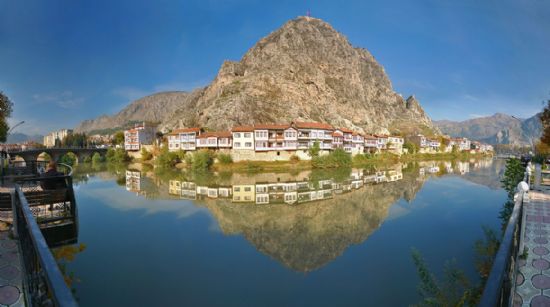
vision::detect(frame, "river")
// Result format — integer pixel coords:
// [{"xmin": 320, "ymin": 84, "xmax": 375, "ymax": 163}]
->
[{"xmin": 60, "ymin": 158, "xmax": 507, "ymax": 306}]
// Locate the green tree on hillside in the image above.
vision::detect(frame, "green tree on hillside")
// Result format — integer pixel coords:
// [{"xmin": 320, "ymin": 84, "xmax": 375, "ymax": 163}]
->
[
  {"xmin": 112, "ymin": 131, "xmax": 125, "ymax": 146},
  {"xmin": 0, "ymin": 92, "xmax": 14, "ymax": 142}
]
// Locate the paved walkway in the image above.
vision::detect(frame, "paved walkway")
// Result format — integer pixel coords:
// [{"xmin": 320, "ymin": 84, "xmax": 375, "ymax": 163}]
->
[
  {"xmin": 514, "ymin": 165, "xmax": 550, "ymax": 306},
  {"xmin": 0, "ymin": 229, "xmax": 24, "ymax": 307}
]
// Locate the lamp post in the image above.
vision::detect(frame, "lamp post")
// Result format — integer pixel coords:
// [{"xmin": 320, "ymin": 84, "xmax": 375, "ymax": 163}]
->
[{"xmin": 7, "ymin": 121, "xmax": 25, "ymax": 136}]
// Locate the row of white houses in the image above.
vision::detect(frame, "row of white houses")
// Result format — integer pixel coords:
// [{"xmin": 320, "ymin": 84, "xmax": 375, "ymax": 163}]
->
[
  {"xmin": 123, "ymin": 121, "xmax": 493, "ymax": 160},
  {"xmin": 164, "ymin": 121, "xmax": 405, "ymax": 156},
  {"xmin": 408, "ymin": 134, "xmax": 494, "ymax": 153}
]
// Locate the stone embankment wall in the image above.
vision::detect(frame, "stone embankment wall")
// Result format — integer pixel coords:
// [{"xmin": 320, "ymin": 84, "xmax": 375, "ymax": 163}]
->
[{"xmin": 230, "ymin": 149, "xmax": 331, "ymax": 162}]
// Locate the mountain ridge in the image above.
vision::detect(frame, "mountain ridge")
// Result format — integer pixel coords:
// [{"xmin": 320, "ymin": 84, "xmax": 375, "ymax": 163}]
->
[
  {"xmin": 75, "ymin": 16, "xmax": 440, "ymax": 136},
  {"xmin": 434, "ymin": 113, "xmax": 541, "ymax": 146}
]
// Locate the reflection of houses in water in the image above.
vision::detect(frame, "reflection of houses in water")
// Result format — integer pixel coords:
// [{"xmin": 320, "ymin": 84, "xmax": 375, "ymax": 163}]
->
[
  {"xmin": 386, "ymin": 170, "xmax": 403, "ymax": 182},
  {"xmin": 456, "ymin": 161, "xmax": 470, "ymax": 175},
  {"xmin": 233, "ymin": 185, "xmax": 255, "ymax": 203},
  {"xmin": 126, "ymin": 170, "xmax": 142, "ymax": 192},
  {"xmin": 375, "ymin": 171, "xmax": 387, "ymax": 183},
  {"xmin": 166, "ymin": 168, "xmax": 405, "ymax": 206},
  {"xmin": 444, "ymin": 162, "xmax": 453, "ymax": 173},
  {"xmin": 168, "ymin": 180, "xmax": 234, "ymax": 200}
]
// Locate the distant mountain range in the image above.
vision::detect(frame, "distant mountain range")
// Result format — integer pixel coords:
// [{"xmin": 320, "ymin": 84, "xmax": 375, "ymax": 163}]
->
[
  {"xmin": 434, "ymin": 113, "xmax": 542, "ymax": 146},
  {"xmin": 7, "ymin": 132, "xmax": 43, "ymax": 144},
  {"xmin": 75, "ymin": 16, "xmax": 439, "ymax": 136}
]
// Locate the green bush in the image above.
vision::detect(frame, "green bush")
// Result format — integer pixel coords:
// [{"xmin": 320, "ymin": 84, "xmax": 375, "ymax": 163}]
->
[
  {"xmin": 141, "ymin": 148, "xmax": 153, "ymax": 161},
  {"xmin": 311, "ymin": 148, "xmax": 352, "ymax": 169},
  {"xmin": 217, "ymin": 153, "xmax": 233, "ymax": 164},
  {"xmin": 59, "ymin": 153, "xmax": 77, "ymax": 166},
  {"xmin": 175, "ymin": 150, "xmax": 187, "ymax": 161},
  {"xmin": 352, "ymin": 153, "xmax": 373, "ymax": 164},
  {"xmin": 155, "ymin": 147, "xmax": 179, "ymax": 168},
  {"xmin": 404, "ymin": 142, "xmax": 417, "ymax": 154},
  {"xmin": 289, "ymin": 154, "xmax": 300, "ymax": 163},
  {"xmin": 92, "ymin": 152, "xmax": 105, "ymax": 164},
  {"xmin": 308, "ymin": 141, "xmax": 321, "ymax": 157},
  {"xmin": 83, "ymin": 156, "xmax": 92, "ymax": 163},
  {"xmin": 191, "ymin": 150, "xmax": 215, "ymax": 171},
  {"xmin": 106, "ymin": 148, "xmax": 131, "ymax": 163},
  {"xmin": 184, "ymin": 153, "xmax": 193, "ymax": 166}
]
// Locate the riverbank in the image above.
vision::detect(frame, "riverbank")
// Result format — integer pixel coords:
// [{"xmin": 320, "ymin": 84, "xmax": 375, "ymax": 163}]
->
[{"xmin": 148, "ymin": 151, "xmax": 493, "ymax": 173}]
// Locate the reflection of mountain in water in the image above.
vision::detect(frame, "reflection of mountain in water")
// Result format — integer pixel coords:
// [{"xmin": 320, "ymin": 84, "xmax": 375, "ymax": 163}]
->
[
  {"xmin": 201, "ymin": 172, "xmax": 423, "ymax": 272},
  {"xmin": 72, "ymin": 158, "xmax": 500, "ymax": 272},
  {"xmin": 459, "ymin": 159, "xmax": 506, "ymax": 190}
]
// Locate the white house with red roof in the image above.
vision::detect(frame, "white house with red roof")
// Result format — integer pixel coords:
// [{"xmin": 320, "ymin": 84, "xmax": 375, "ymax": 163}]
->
[
  {"xmin": 167, "ymin": 127, "xmax": 202, "ymax": 152},
  {"xmin": 292, "ymin": 121, "xmax": 334, "ymax": 151},
  {"xmin": 124, "ymin": 122, "xmax": 156, "ymax": 151}
]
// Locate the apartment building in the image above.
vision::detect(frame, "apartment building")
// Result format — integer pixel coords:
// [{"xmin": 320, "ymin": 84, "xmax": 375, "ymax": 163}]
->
[{"xmin": 124, "ymin": 123, "xmax": 155, "ymax": 151}]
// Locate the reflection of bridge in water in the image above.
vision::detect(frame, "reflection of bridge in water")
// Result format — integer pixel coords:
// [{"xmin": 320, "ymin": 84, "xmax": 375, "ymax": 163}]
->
[{"xmin": 8, "ymin": 147, "xmax": 107, "ymax": 164}]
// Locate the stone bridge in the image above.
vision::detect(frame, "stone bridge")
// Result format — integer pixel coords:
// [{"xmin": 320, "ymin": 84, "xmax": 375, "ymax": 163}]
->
[{"xmin": 9, "ymin": 147, "xmax": 108, "ymax": 164}]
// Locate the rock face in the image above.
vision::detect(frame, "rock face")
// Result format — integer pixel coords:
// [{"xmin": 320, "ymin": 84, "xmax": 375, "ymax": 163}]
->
[
  {"xmin": 76, "ymin": 17, "xmax": 439, "ymax": 135},
  {"xmin": 434, "ymin": 113, "xmax": 541, "ymax": 146},
  {"xmin": 74, "ymin": 91, "xmax": 197, "ymax": 133}
]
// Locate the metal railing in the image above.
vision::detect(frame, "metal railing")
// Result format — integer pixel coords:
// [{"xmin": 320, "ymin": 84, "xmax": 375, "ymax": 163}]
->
[
  {"xmin": 478, "ymin": 165, "xmax": 531, "ymax": 306},
  {"xmin": 13, "ymin": 184, "xmax": 78, "ymax": 307},
  {"xmin": 9, "ymin": 162, "xmax": 78, "ymax": 306}
]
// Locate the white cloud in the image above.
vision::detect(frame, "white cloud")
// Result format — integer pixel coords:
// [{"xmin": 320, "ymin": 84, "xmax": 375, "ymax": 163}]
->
[
  {"xmin": 469, "ymin": 113, "xmax": 488, "ymax": 118},
  {"xmin": 32, "ymin": 90, "xmax": 84, "ymax": 109}
]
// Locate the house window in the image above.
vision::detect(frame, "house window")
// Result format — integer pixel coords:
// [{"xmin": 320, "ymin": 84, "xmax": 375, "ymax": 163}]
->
[
  {"xmin": 234, "ymin": 133, "xmax": 241, "ymax": 138},
  {"xmin": 245, "ymin": 142, "xmax": 252, "ymax": 148},
  {"xmin": 244, "ymin": 133, "xmax": 251, "ymax": 138},
  {"xmin": 234, "ymin": 142, "xmax": 241, "ymax": 148},
  {"xmin": 244, "ymin": 187, "xmax": 251, "ymax": 192},
  {"xmin": 234, "ymin": 187, "xmax": 240, "ymax": 192}
]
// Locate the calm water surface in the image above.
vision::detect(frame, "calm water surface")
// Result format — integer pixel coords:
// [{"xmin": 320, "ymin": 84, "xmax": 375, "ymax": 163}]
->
[{"xmin": 62, "ymin": 159, "xmax": 506, "ymax": 306}]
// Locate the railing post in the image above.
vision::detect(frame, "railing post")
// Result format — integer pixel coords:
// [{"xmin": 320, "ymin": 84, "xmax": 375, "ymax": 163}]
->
[{"xmin": 10, "ymin": 189, "xmax": 17, "ymax": 239}]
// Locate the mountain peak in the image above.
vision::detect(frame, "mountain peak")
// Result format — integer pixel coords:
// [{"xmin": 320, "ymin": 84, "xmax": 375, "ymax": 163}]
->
[
  {"xmin": 76, "ymin": 17, "xmax": 440, "ymax": 137},
  {"xmin": 435, "ymin": 112, "xmax": 541, "ymax": 146}
]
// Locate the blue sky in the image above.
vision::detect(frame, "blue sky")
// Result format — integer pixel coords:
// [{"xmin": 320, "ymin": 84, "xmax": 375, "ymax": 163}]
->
[{"xmin": 1, "ymin": 0, "xmax": 549, "ymax": 135}]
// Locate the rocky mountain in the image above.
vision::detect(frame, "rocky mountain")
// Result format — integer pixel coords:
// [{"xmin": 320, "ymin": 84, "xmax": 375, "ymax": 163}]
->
[
  {"xmin": 76, "ymin": 17, "xmax": 439, "ymax": 136},
  {"xmin": 434, "ymin": 113, "xmax": 541, "ymax": 146},
  {"xmin": 74, "ymin": 91, "xmax": 197, "ymax": 133}
]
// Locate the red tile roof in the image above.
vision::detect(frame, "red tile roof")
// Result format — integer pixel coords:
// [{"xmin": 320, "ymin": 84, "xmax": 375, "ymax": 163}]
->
[
  {"xmin": 332, "ymin": 131, "xmax": 343, "ymax": 136},
  {"xmin": 232, "ymin": 125, "xmax": 255, "ymax": 132},
  {"xmin": 197, "ymin": 131, "xmax": 232, "ymax": 138},
  {"xmin": 169, "ymin": 127, "xmax": 201, "ymax": 135},
  {"xmin": 253, "ymin": 123, "xmax": 291, "ymax": 130},
  {"xmin": 292, "ymin": 121, "xmax": 334, "ymax": 130},
  {"xmin": 339, "ymin": 127, "xmax": 354, "ymax": 133},
  {"xmin": 363, "ymin": 134, "xmax": 377, "ymax": 140}
]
